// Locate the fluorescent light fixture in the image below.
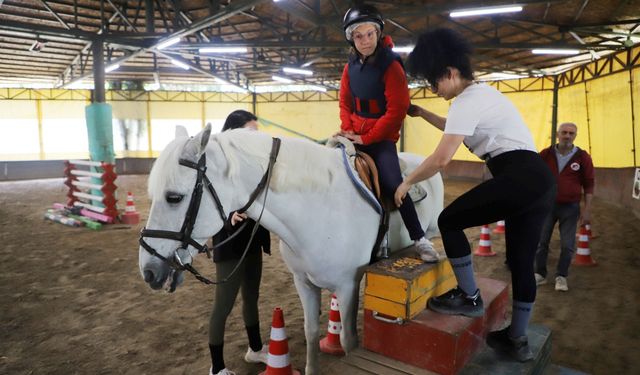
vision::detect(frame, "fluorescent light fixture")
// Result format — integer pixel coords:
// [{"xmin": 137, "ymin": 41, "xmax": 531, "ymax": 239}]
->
[
  {"xmin": 392, "ymin": 46, "xmax": 414, "ymax": 53},
  {"xmin": 450, "ymin": 5, "xmax": 522, "ymax": 18},
  {"xmin": 482, "ymin": 72, "xmax": 528, "ymax": 81},
  {"xmin": 214, "ymin": 77, "xmax": 230, "ymax": 85},
  {"xmin": 105, "ymin": 64, "xmax": 120, "ymax": 73},
  {"xmin": 283, "ymin": 67, "xmax": 313, "ymax": 76},
  {"xmin": 199, "ymin": 47, "xmax": 248, "ymax": 53},
  {"xmin": 272, "ymin": 75, "xmax": 294, "ymax": 84},
  {"xmin": 171, "ymin": 59, "xmax": 190, "ymax": 70},
  {"xmin": 157, "ymin": 37, "xmax": 181, "ymax": 50},
  {"xmin": 532, "ymin": 49, "xmax": 580, "ymax": 55}
]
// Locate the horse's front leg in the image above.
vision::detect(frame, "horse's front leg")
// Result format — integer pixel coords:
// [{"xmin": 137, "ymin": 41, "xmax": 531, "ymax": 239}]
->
[
  {"xmin": 336, "ymin": 281, "xmax": 360, "ymax": 353},
  {"xmin": 292, "ymin": 273, "xmax": 321, "ymax": 375}
]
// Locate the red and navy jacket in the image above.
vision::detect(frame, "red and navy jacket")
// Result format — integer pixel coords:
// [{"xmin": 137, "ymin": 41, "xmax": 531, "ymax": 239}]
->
[
  {"xmin": 540, "ymin": 145, "xmax": 595, "ymax": 204},
  {"xmin": 339, "ymin": 35, "xmax": 410, "ymax": 145}
]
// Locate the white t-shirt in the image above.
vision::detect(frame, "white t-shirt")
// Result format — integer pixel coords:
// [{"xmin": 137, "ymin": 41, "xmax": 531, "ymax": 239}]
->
[{"xmin": 444, "ymin": 83, "xmax": 536, "ymax": 159}]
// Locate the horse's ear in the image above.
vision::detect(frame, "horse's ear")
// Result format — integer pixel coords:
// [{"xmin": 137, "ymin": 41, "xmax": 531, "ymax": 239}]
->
[
  {"xmin": 175, "ymin": 125, "xmax": 189, "ymax": 139},
  {"xmin": 183, "ymin": 123, "xmax": 212, "ymax": 158},
  {"xmin": 199, "ymin": 123, "xmax": 212, "ymax": 151}
]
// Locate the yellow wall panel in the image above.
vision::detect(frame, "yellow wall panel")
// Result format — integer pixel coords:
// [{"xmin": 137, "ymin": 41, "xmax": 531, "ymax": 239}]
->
[
  {"xmin": 585, "ymin": 72, "xmax": 635, "ymax": 167},
  {"xmin": 0, "ymin": 100, "xmax": 37, "ymax": 119},
  {"xmin": 504, "ymin": 91, "xmax": 554, "ymax": 151},
  {"xmin": 150, "ymin": 101, "xmax": 201, "ymax": 119},
  {"xmin": 558, "ymin": 83, "xmax": 591, "ymax": 152},
  {"xmin": 40, "ymin": 100, "xmax": 87, "ymax": 119},
  {"xmin": 256, "ymin": 100, "xmax": 339, "ymax": 142}
]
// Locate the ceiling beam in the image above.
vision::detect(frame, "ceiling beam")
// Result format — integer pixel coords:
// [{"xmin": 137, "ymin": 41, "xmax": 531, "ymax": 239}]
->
[
  {"xmin": 38, "ymin": 0, "xmax": 72, "ymax": 30},
  {"xmin": 56, "ymin": 0, "xmax": 263, "ymax": 88},
  {"xmin": 106, "ymin": 0, "xmax": 138, "ymax": 32}
]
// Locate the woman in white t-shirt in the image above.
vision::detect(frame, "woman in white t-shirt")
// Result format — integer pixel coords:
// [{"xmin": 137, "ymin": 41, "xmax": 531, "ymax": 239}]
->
[{"xmin": 394, "ymin": 28, "xmax": 556, "ymax": 362}]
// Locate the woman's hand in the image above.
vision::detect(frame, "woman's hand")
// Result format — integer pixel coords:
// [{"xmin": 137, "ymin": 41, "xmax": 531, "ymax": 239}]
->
[
  {"xmin": 394, "ymin": 181, "xmax": 411, "ymax": 207},
  {"xmin": 407, "ymin": 104, "xmax": 424, "ymax": 117},
  {"xmin": 231, "ymin": 211, "xmax": 248, "ymax": 226}
]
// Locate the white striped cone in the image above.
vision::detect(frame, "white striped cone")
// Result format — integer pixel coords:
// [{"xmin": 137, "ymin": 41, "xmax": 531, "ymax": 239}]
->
[
  {"xmin": 120, "ymin": 191, "xmax": 140, "ymax": 225},
  {"xmin": 493, "ymin": 220, "xmax": 506, "ymax": 234},
  {"xmin": 319, "ymin": 294, "xmax": 345, "ymax": 355},
  {"xmin": 259, "ymin": 308, "xmax": 300, "ymax": 375},
  {"xmin": 125, "ymin": 192, "xmax": 137, "ymax": 212},
  {"xmin": 573, "ymin": 226, "xmax": 596, "ymax": 266},
  {"xmin": 474, "ymin": 225, "xmax": 496, "ymax": 256}
]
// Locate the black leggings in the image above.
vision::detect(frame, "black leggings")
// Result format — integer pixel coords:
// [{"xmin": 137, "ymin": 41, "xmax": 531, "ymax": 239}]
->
[
  {"xmin": 358, "ymin": 140, "xmax": 425, "ymax": 240},
  {"xmin": 438, "ymin": 150, "xmax": 556, "ymax": 303},
  {"xmin": 209, "ymin": 250, "xmax": 262, "ymax": 345}
]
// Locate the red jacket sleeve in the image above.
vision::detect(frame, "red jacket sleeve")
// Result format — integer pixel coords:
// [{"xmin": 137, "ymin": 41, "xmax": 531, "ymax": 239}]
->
[
  {"xmin": 339, "ymin": 64, "xmax": 354, "ymax": 133},
  {"xmin": 581, "ymin": 151, "xmax": 595, "ymax": 195},
  {"xmin": 360, "ymin": 61, "xmax": 410, "ymax": 145}
]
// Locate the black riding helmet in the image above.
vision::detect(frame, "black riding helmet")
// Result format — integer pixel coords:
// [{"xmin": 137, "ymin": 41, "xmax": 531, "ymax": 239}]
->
[{"xmin": 343, "ymin": 4, "xmax": 384, "ymax": 42}]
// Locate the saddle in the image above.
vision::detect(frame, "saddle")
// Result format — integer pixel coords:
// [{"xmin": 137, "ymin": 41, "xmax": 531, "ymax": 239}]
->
[{"xmin": 354, "ymin": 151, "xmax": 382, "ymax": 202}]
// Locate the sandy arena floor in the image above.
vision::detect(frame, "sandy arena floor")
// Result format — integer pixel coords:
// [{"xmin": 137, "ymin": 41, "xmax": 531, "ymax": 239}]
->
[{"xmin": 1, "ymin": 175, "xmax": 638, "ymax": 375}]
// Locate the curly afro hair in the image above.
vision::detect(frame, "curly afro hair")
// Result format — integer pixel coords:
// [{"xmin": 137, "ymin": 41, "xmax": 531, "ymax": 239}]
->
[{"xmin": 407, "ymin": 28, "xmax": 474, "ymax": 86}]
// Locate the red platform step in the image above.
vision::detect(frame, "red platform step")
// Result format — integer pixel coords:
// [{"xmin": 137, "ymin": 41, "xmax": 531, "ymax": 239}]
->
[{"xmin": 363, "ymin": 277, "xmax": 509, "ymax": 375}]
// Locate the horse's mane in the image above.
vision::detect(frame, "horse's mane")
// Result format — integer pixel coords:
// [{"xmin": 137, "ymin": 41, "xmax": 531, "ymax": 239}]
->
[{"xmin": 215, "ymin": 129, "xmax": 337, "ymax": 193}]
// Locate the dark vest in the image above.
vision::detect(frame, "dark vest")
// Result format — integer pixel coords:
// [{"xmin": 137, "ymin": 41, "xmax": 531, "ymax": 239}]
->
[{"xmin": 348, "ymin": 47, "xmax": 404, "ymax": 119}]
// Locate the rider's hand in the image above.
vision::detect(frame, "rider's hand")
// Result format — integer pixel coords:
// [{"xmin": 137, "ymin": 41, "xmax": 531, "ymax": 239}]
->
[
  {"xmin": 231, "ymin": 211, "xmax": 248, "ymax": 226},
  {"xmin": 334, "ymin": 130, "xmax": 354, "ymax": 137},
  {"xmin": 343, "ymin": 133, "xmax": 363, "ymax": 145},
  {"xmin": 394, "ymin": 181, "xmax": 411, "ymax": 207}
]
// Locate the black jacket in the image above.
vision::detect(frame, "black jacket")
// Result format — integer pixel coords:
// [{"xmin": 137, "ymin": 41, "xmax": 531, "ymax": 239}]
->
[{"xmin": 212, "ymin": 216, "xmax": 271, "ymax": 263}]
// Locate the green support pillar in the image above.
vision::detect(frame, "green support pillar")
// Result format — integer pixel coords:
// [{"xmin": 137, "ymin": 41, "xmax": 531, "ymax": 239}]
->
[
  {"xmin": 86, "ymin": 103, "xmax": 115, "ymax": 163},
  {"xmin": 84, "ymin": 36, "xmax": 116, "ymax": 210}
]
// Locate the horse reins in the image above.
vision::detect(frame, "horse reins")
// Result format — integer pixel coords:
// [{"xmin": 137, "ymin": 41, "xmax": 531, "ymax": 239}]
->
[{"xmin": 139, "ymin": 137, "xmax": 281, "ymax": 285}]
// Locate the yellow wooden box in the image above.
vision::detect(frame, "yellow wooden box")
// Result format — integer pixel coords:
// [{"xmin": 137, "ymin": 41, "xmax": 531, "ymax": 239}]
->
[{"xmin": 363, "ymin": 252, "xmax": 456, "ymax": 321}]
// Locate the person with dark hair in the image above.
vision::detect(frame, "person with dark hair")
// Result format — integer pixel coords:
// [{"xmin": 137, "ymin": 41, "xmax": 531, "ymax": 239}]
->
[
  {"xmin": 394, "ymin": 28, "xmax": 556, "ymax": 362},
  {"xmin": 208, "ymin": 109, "xmax": 270, "ymax": 375},
  {"xmin": 222, "ymin": 109, "xmax": 258, "ymax": 132},
  {"xmin": 337, "ymin": 4, "xmax": 439, "ymax": 263}
]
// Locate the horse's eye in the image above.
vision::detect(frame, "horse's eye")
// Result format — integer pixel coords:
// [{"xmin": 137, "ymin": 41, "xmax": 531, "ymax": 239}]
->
[{"xmin": 165, "ymin": 193, "xmax": 184, "ymax": 204}]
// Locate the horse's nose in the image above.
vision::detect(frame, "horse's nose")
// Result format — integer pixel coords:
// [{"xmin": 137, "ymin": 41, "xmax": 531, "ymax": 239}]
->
[{"xmin": 143, "ymin": 270, "xmax": 155, "ymax": 283}]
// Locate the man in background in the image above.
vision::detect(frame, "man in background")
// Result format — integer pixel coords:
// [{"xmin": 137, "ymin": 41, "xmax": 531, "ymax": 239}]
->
[{"xmin": 535, "ymin": 122, "xmax": 595, "ymax": 292}]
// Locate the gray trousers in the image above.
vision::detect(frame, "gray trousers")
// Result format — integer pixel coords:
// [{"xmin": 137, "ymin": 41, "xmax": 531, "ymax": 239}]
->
[
  {"xmin": 209, "ymin": 250, "xmax": 262, "ymax": 345},
  {"xmin": 535, "ymin": 202, "xmax": 580, "ymax": 278}
]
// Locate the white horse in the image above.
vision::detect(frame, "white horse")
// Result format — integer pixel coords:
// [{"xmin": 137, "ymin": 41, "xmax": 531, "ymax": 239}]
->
[{"xmin": 138, "ymin": 124, "xmax": 443, "ymax": 375}]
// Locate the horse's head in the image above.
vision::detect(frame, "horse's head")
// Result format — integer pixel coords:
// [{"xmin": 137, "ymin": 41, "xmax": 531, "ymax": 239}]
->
[{"xmin": 138, "ymin": 123, "xmax": 229, "ymax": 292}]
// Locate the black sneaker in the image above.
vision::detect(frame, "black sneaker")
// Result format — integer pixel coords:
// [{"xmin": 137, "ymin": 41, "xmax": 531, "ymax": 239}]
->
[
  {"xmin": 486, "ymin": 325, "xmax": 534, "ymax": 362},
  {"xmin": 427, "ymin": 287, "xmax": 484, "ymax": 317}
]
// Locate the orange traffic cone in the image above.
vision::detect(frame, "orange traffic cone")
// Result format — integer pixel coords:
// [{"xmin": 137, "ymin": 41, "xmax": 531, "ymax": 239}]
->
[
  {"xmin": 493, "ymin": 220, "xmax": 506, "ymax": 234},
  {"xmin": 583, "ymin": 223, "xmax": 598, "ymax": 239},
  {"xmin": 319, "ymin": 294, "xmax": 345, "ymax": 356},
  {"xmin": 474, "ymin": 225, "xmax": 496, "ymax": 256},
  {"xmin": 573, "ymin": 225, "xmax": 596, "ymax": 266},
  {"xmin": 259, "ymin": 308, "xmax": 300, "ymax": 375},
  {"xmin": 120, "ymin": 192, "xmax": 140, "ymax": 225}
]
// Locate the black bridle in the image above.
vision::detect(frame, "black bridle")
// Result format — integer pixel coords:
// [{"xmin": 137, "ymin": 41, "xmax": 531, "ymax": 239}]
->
[{"xmin": 139, "ymin": 137, "xmax": 281, "ymax": 285}]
